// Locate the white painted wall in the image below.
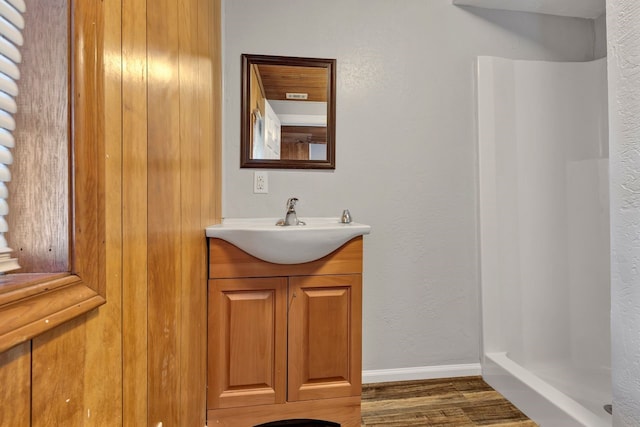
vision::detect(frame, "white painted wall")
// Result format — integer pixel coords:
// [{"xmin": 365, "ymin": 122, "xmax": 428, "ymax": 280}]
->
[
  {"xmin": 607, "ymin": 0, "xmax": 640, "ymax": 424},
  {"xmin": 222, "ymin": 1, "xmax": 596, "ymax": 372}
]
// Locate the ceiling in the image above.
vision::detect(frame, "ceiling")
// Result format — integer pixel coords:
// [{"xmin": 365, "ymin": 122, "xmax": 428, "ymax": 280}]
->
[
  {"xmin": 452, "ymin": 0, "xmax": 605, "ymax": 19},
  {"xmin": 255, "ymin": 64, "xmax": 328, "ymax": 102}
]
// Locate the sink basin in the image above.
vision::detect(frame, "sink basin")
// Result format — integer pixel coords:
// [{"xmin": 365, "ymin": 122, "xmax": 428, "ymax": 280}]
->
[{"xmin": 205, "ymin": 217, "xmax": 371, "ymax": 264}]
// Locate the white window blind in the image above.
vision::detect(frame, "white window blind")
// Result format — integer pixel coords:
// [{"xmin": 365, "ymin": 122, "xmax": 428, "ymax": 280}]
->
[{"xmin": 0, "ymin": 0, "xmax": 25, "ymax": 273}]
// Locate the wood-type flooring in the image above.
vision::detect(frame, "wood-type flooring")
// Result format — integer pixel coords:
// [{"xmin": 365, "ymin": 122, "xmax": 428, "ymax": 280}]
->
[{"xmin": 361, "ymin": 376, "xmax": 538, "ymax": 427}]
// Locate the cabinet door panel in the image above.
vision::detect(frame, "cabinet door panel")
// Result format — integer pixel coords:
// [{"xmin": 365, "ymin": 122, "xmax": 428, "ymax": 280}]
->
[
  {"xmin": 288, "ymin": 275, "xmax": 362, "ymax": 401},
  {"xmin": 307, "ymin": 288, "xmax": 349, "ymax": 380},
  {"xmin": 208, "ymin": 278, "xmax": 287, "ymax": 409}
]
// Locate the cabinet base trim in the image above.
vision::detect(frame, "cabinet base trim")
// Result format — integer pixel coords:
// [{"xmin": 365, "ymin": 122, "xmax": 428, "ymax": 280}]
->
[
  {"xmin": 207, "ymin": 396, "xmax": 361, "ymax": 427},
  {"xmin": 362, "ymin": 363, "xmax": 481, "ymax": 384}
]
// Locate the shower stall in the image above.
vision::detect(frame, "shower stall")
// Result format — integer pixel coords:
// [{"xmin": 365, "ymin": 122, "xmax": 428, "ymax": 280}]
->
[{"xmin": 477, "ymin": 57, "xmax": 610, "ymax": 426}]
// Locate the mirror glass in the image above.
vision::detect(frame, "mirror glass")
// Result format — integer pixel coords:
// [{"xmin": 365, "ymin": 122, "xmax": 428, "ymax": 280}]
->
[{"xmin": 241, "ymin": 54, "xmax": 336, "ymax": 169}]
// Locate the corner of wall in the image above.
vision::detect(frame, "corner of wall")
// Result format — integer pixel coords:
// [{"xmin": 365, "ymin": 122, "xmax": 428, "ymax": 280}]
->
[{"xmin": 593, "ymin": 13, "xmax": 607, "ymax": 59}]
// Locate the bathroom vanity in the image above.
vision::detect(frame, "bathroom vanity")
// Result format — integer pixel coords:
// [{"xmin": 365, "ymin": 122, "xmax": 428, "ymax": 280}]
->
[{"xmin": 205, "ymin": 218, "xmax": 370, "ymax": 427}]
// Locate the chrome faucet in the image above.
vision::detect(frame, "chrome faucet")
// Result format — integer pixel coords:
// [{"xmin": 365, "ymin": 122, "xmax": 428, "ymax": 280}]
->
[{"xmin": 276, "ymin": 197, "xmax": 306, "ymax": 226}]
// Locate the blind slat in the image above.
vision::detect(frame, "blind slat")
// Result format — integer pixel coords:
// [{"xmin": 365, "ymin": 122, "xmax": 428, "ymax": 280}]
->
[
  {"xmin": 0, "ymin": 163, "xmax": 10, "ymax": 183},
  {"xmin": 0, "ymin": 0, "xmax": 21, "ymax": 273},
  {"xmin": 0, "ymin": 89, "xmax": 16, "ymax": 113},
  {"xmin": 0, "ymin": 36, "xmax": 21, "ymax": 63},
  {"xmin": 0, "ymin": 145, "xmax": 11, "ymax": 165},
  {"xmin": 0, "ymin": 128, "xmax": 13, "ymax": 148},
  {"xmin": 0, "ymin": 53, "xmax": 20, "ymax": 79},
  {"xmin": 0, "ymin": 0, "xmax": 24, "ymax": 29},
  {"xmin": 0, "ymin": 16, "xmax": 23, "ymax": 46},
  {"xmin": 0, "ymin": 109, "xmax": 15, "ymax": 130},
  {"xmin": 0, "ymin": 72, "xmax": 18, "ymax": 96},
  {"xmin": 4, "ymin": 0, "xmax": 25, "ymax": 14}
]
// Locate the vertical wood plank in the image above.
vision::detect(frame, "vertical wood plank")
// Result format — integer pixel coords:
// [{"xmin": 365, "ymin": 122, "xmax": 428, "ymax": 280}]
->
[
  {"xmin": 147, "ymin": 0, "xmax": 181, "ymax": 424},
  {"xmin": 122, "ymin": 0, "xmax": 149, "ymax": 424},
  {"xmin": 179, "ymin": 0, "xmax": 208, "ymax": 425},
  {"xmin": 198, "ymin": 0, "xmax": 215, "ymax": 229},
  {"xmin": 31, "ymin": 317, "xmax": 87, "ymax": 427},
  {"xmin": 0, "ymin": 342, "xmax": 30, "ymax": 427},
  {"xmin": 213, "ymin": 0, "xmax": 223, "ymax": 223},
  {"xmin": 202, "ymin": 0, "xmax": 222, "ymax": 225},
  {"xmin": 82, "ymin": 0, "xmax": 124, "ymax": 425}
]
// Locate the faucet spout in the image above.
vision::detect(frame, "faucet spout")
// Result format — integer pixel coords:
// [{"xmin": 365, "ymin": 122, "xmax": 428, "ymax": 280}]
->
[
  {"xmin": 286, "ymin": 197, "xmax": 298, "ymax": 213},
  {"xmin": 276, "ymin": 197, "xmax": 305, "ymax": 226}
]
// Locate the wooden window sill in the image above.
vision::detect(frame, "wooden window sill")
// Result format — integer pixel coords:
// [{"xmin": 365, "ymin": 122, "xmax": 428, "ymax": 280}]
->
[{"xmin": 0, "ymin": 273, "xmax": 105, "ymax": 353}]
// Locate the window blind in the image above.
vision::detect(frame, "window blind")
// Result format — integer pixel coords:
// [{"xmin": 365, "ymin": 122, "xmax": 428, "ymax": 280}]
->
[{"xmin": 0, "ymin": 0, "xmax": 24, "ymax": 273}]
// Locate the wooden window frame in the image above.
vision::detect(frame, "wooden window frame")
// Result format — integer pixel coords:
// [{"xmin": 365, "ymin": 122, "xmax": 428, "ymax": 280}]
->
[{"xmin": 0, "ymin": 1, "xmax": 106, "ymax": 354}]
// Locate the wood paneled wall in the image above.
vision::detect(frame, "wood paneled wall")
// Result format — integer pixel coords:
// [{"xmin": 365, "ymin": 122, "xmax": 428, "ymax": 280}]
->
[{"xmin": 0, "ymin": 0, "xmax": 221, "ymax": 425}]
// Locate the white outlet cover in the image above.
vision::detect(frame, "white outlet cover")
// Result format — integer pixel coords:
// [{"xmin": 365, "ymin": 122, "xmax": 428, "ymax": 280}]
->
[{"xmin": 253, "ymin": 171, "xmax": 268, "ymax": 194}]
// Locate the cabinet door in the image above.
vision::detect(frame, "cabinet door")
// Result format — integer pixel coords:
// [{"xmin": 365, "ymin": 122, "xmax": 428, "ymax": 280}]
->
[
  {"xmin": 207, "ymin": 277, "xmax": 287, "ymax": 409},
  {"xmin": 288, "ymin": 274, "xmax": 362, "ymax": 401}
]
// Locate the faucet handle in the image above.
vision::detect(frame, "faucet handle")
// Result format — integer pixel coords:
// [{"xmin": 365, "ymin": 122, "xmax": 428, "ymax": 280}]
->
[{"xmin": 341, "ymin": 209, "xmax": 352, "ymax": 224}]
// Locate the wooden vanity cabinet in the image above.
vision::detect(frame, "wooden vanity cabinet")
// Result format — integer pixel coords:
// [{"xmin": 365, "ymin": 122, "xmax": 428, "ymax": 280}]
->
[{"xmin": 207, "ymin": 237, "xmax": 363, "ymax": 427}]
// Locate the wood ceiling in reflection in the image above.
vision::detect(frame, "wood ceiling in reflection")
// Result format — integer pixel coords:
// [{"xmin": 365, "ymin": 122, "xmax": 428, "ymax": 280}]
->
[{"xmin": 256, "ymin": 64, "xmax": 328, "ymax": 102}]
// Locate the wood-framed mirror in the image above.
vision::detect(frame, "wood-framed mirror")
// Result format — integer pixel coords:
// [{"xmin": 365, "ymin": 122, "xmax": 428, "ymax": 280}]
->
[{"xmin": 241, "ymin": 54, "xmax": 336, "ymax": 169}]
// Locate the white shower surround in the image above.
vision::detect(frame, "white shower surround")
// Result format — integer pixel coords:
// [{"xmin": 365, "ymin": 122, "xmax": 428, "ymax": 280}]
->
[{"xmin": 477, "ymin": 56, "xmax": 610, "ymax": 426}]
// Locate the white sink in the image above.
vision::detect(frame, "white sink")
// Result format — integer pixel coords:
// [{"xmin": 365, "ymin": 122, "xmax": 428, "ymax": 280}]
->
[{"xmin": 205, "ymin": 217, "xmax": 371, "ymax": 264}]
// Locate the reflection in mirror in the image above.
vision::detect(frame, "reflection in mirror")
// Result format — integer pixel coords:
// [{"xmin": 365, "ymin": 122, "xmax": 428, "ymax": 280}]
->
[{"xmin": 241, "ymin": 54, "xmax": 336, "ymax": 169}]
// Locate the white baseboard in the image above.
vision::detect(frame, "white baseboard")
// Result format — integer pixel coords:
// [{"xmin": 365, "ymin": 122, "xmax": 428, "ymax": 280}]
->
[{"xmin": 362, "ymin": 363, "xmax": 482, "ymax": 384}]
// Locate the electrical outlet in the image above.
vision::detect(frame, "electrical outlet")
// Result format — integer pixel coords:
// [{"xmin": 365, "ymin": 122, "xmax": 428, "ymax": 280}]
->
[{"xmin": 253, "ymin": 171, "xmax": 268, "ymax": 194}]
